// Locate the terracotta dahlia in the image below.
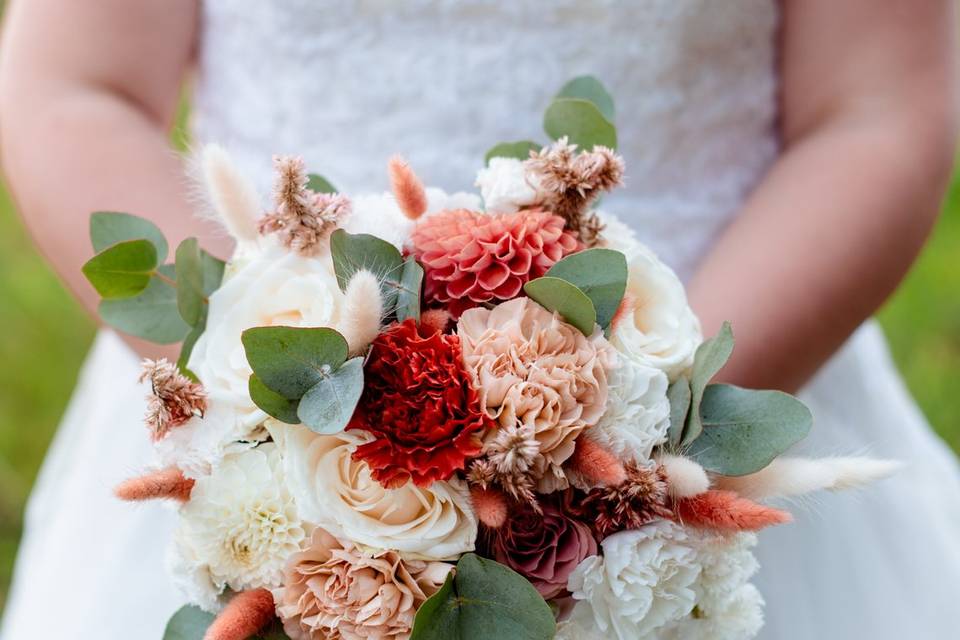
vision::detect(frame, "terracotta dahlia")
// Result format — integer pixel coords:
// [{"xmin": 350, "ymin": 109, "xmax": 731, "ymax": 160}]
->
[
  {"xmin": 349, "ymin": 320, "xmax": 493, "ymax": 488},
  {"xmin": 409, "ymin": 208, "xmax": 580, "ymax": 316}
]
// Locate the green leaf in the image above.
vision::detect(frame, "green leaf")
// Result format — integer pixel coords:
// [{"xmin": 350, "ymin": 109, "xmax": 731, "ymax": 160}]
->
[
  {"xmin": 397, "ymin": 257, "xmax": 424, "ymax": 323},
  {"xmin": 200, "ymin": 249, "xmax": 226, "ymax": 296},
  {"xmin": 484, "ymin": 140, "xmax": 541, "ymax": 165},
  {"xmin": 82, "ymin": 239, "xmax": 158, "ymax": 299},
  {"xmin": 666, "ymin": 378, "xmax": 692, "ymax": 447},
  {"xmin": 177, "ymin": 310, "xmax": 206, "ymax": 377},
  {"xmin": 683, "ymin": 322, "xmax": 735, "ymax": 446},
  {"xmin": 162, "ymin": 605, "xmax": 215, "ymax": 640},
  {"xmin": 330, "ymin": 229, "xmax": 405, "ymax": 311},
  {"xmin": 523, "ymin": 276, "xmax": 597, "ymax": 336},
  {"xmin": 545, "ymin": 248, "xmax": 627, "ymax": 330},
  {"xmin": 307, "ymin": 173, "xmax": 338, "ymax": 194},
  {"xmin": 241, "ymin": 326, "xmax": 349, "ymax": 399},
  {"xmin": 175, "ymin": 238, "xmax": 205, "ymax": 326},
  {"xmin": 90, "ymin": 211, "xmax": 169, "ymax": 263},
  {"xmin": 297, "ymin": 357, "xmax": 364, "ymax": 434},
  {"xmin": 410, "ymin": 554, "xmax": 555, "ymax": 640},
  {"xmin": 249, "ymin": 374, "xmax": 301, "ymax": 424},
  {"xmin": 98, "ymin": 265, "xmax": 191, "ymax": 344},
  {"xmin": 686, "ymin": 384, "xmax": 813, "ymax": 476},
  {"xmin": 543, "ymin": 98, "xmax": 617, "ymax": 150},
  {"xmin": 556, "ymin": 75, "xmax": 615, "ymax": 122}
]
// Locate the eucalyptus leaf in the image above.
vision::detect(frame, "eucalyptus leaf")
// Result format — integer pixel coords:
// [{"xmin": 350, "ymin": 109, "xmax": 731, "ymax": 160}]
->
[
  {"xmin": 330, "ymin": 229, "xmax": 405, "ymax": 311},
  {"xmin": 241, "ymin": 326, "xmax": 349, "ymax": 399},
  {"xmin": 543, "ymin": 98, "xmax": 617, "ymax": 150},
  {"xmin": 666, "ymin": 377, "xmax": 692, "ymax": 447},
  {"xmin": 484, "ymin": 140, "xmax": 541, "ymax": 165},
  {"xmin": 396, "ymin": 257, "xmax": 424, "ymax": 323},
  {"xmin": 200, "ymin": 249, "xmax": 226, "ymax": 296},
  {"xmin": 162, "ymin": 605, "xmax": 215, "ymax": 640},
  {"xmin": 307, "ymin": 173, "xmax": 338, "ymax": 194},
  {"xmin": 250, "ymin": 374, "xmax": 301, "ymax": 424},
  {"xmin": 523, "ymin": 276, "xmax": 597, "ymax": 336},
  {"xmin": 686, "ymin": 383, "xmax": 813, "ymax": 476},
  {"xmin": 82, "ymin": 239, "xmax": 158, "ymax": 299},
  {"xmin": 410, "ymin": 554, "xmax": 555, "ymax": 640},
  {"xmin": 545, "ymin": 248, "xmax": 627, "ymax": 329},
  {"xmin": 297, "ymin": 357, "xmax": 365, "ymax": 434},
  {"xmin": 177, "ymin": 309, "xmax": 206, "ymax": 377},
  {"xmin": 98, "ymin": 265, "xmax": 191, "ymax": 344},
  {"xmin": 90, "ymin": 211, "xmax": 169, "ymax": 263},
  {"xmin": 683, "ymin": 322, "xmax": 735, "ymax": 446},
  {"xmin": 175, "ymin": 238, "xmax": 205, "ymax": 326},
  {"xmin": 556, "ymin": 75, "xmax": 615, "ymax": 122}
]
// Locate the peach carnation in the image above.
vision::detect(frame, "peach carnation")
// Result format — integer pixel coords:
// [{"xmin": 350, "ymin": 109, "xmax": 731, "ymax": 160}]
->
[
  {"xmin": 457, "ymin": 297, "xmax": 613, "ymax": 491},
  {"xmin": 274, "ymin": 528, "xmax": 452, "ymax": 640},
  {"xmin": 409, "ymin": 208, "xmax": 579, "ymax": 316}
]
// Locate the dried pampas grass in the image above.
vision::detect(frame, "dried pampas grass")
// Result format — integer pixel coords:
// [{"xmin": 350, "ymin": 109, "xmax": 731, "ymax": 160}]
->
[{"xmin": 714, "ymin": 456, "xmax": 901, "ymax": 501}]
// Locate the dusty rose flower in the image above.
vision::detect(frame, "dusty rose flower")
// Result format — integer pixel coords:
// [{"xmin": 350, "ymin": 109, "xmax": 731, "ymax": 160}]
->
[
  {"xmin": 458, "ymin": 297, "xmax": 613, "ymax": 490},
  {"xmin": 275, "ymin": 528, "xmax": 452, "ymax": 640},
  {"xmin": 484, "ymin": 497, "xmax": 597, "ymax": 599},
  {"xmin": 409, "ymin": 207, "xmax": 579, "ymax": 316},
  {"xmin": 139, "ymin": 358, "xmax": 206, "ymax": 441}
]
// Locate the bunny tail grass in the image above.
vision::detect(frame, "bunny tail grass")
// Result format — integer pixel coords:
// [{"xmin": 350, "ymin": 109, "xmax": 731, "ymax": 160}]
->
[
  {"xmin": 339, "ymin": 270, "xmax": 384, "ymax": 355},
  {"xmin": 204, "ymin": 589, "xmax": 275, "ymax": 640},
  {"xmin": 200, "ymin": 144, "xmax": 261, "ymax": 244},
  {"xmin": 675, "ymin": 490, "xmax": 792, "ymax": 532},
  {"xmin": 714, "ymin": 457, "xmax": 902, "ymax": 500},
  {"xmin": 657, "ymin": 454, "xmax": 710, "ymax": 498},
  {"xmin": 471, "ymin": 486, "xmax": 509, "ymax": 528},
  {"xmin": 420, "ymin": 309, "xmax": 452, "ymax": 335},
  {"xmin": 569, "ymin": 438, "xmax": 627, "ymax": 487},
  {"xmin": 114, "ymin": 467, "xmax": 194, "ymax": 502},
  {"xmin": 388, "ymin": 155, "xmax": 428, "ymax": 220}
]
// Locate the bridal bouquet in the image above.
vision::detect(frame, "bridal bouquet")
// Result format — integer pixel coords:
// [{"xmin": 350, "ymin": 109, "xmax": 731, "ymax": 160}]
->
[{"xmin": 82, "ymin": 78, "xmax": 895, "ymax": 640}]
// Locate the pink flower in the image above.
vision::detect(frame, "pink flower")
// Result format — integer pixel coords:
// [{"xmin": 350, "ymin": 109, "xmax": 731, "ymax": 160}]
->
[{"xmin": 409, "ymin": 208, "xmax": 580, "ymax": 316}]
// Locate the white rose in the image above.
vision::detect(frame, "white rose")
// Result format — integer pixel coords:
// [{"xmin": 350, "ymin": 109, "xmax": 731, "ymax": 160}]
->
[
  {"xmin": 610, "ymin": 242, "xmax": 702, "ymax": 381},
  {"xmin": 587, "ymin": 352, "xmax": 670, "ymax": 463},
  {"xmin": 567, "ymin": 521, "xmax": 701, "ymax": 639},
  {"xmin": 171, "ymin": 444, "xmax": 307, "ymax": 604},
  {"xmin": 475, "ymin": 157, "xmax": 544, "ymax": 213},
  {"xmin": 661, "ymin": 584, "xmax": 764, "ymax": 640},
  {"xmin": 268, "ymin": 421, "xmax": 477, "ymax": 560},
  {"xmin": 597, "ymin": 211, "xmax": 644, "ymax": 260}
]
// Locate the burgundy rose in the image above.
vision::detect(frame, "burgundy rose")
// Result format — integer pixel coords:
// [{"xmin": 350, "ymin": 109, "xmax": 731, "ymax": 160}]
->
[{"xmin": 486, "ymin": 499, "xmax": 597, "ymax": 598}]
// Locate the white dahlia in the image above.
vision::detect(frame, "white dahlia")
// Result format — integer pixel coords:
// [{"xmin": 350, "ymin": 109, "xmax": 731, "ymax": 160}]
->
[
  {"xmin": 172, "ymin": 444, "xmax": 307, "ymax": 601},
  {"xmin": 567, "ymin": 521, "xmax": 701, "ymax": 639},
  {"xmin": 587, "ymin": 352, "xmax": 671, "ymax": 463},
  {"xmin": 475, "ymin": 156, "xmax": 545, "ymax": 213}
]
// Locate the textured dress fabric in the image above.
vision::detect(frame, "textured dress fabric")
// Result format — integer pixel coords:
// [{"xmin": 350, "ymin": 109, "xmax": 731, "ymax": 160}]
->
[{"xmin": 4, "ymin": 1, "xmax": 960, "ymax": 638}]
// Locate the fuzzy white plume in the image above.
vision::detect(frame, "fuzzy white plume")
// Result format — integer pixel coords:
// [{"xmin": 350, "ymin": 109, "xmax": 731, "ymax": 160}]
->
[
  {"xmin": 657, "ymin": 453, "xmax": 709, "ymax": 498},
  {"xmin": 339, "ymin": 270, "xmax": 383, "ymax": 355},
  {"xmin": 198, "ymin": 144, "xmax": 261, "ymax": 245},
  {"xmin": 714, "ymin": 457, "xmax": 902, "ymax": 500}
]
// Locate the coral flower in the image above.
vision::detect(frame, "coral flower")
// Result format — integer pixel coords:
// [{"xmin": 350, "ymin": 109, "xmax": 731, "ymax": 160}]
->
[
  {"xmin": 409, "ymin": 208, "xmax": 580, "ymax": 316},
  {"xmin": 349, "ymin": 320, "xmax": 493, "ymax": 488}
]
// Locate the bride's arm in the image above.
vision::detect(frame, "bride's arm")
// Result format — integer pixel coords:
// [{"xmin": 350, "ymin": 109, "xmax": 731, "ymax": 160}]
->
[
  {"xmin": 687, "ymin": 0, "xmax": 958, "ymax": 392},
  {"xmin": 0, "ymin": 0, "xmax": 227, "ymax": 356}
]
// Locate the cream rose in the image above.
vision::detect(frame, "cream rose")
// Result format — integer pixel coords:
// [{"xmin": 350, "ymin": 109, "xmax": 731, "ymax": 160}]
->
[
  {"xmin": 268, "ymin": 422, "xmax": 477, "ymax": 560},
  {"xmin": 475, "ymin": 157, "xmax": 545, "ymax": 213},
  {"xmin": 610, "ymin": 243, "xmax": 702, "ymax": 381}
]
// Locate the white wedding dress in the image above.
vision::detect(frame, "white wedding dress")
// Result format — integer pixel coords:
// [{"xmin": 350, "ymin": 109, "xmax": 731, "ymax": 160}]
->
[{"xmin": 4, "ymin": 1, "xmax": 960, "ymax": 638}]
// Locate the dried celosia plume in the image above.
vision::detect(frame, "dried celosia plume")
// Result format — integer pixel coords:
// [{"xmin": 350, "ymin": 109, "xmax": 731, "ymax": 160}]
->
[
  {"xmin": 388, "ymin": 155, "xmax": 428, "ymax": 220},
  {"xmin": 114, "ymin": 467, "xmax": 195, "ymax": 502},
  {"xmin": 675, "ymin": 490, "xmax": 792, "ymax": 532},
  {"xmin": 467, "ymin": 458, "xmax": 538, "ymax": 508},
  {"xmin": 575, "ymin": 462, "xmax": 673, "ymax": 538},
  {"xmin": 339, "ymin": 269, "xmax": 383, "ymax": 355},
  {"xmin": 204, "ymin": 588, "xmax": 275, "ymax": 640},
  {"xmin": 258, "ymin": 155, "xmax": 350, "ymax": 255},
  {"xmin": 714, "ymin": 457, "xmax": 902, "ymax": 500},
  {"xmin": 140, "ymin": 358, "xmax": 206, "ymax": 441},
  {"xmin": 657, "ymin": 454, "xmax": 710, "ymax": 498},
  {"xmin": 568, "ymin": 437, "xmax": 627, "ymax": 488},
  {"xmin": 198, "ymin": 144, "xmax": 261, "ymax": 245},
  {"xmin": 471, "ymin": 486, "xmax": 509, "ymax": 528},
  {"xmin": 525, "ymin": 137, "xmax": 624, "ymax": 245}
]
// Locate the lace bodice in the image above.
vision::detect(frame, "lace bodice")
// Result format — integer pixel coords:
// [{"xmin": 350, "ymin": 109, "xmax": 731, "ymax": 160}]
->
[{"xmin": 194, "ymin": 0, "xmax": 779, "ymax": 279}]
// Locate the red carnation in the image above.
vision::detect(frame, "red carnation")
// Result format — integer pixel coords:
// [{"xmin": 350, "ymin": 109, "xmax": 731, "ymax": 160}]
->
[
  {"xmin": 409, "ymin": 208, "xmax": 580, "ymax": 316},
  {"xmin": 349, "ymin": 320, "xmax": 492, "ymax": 488}
]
